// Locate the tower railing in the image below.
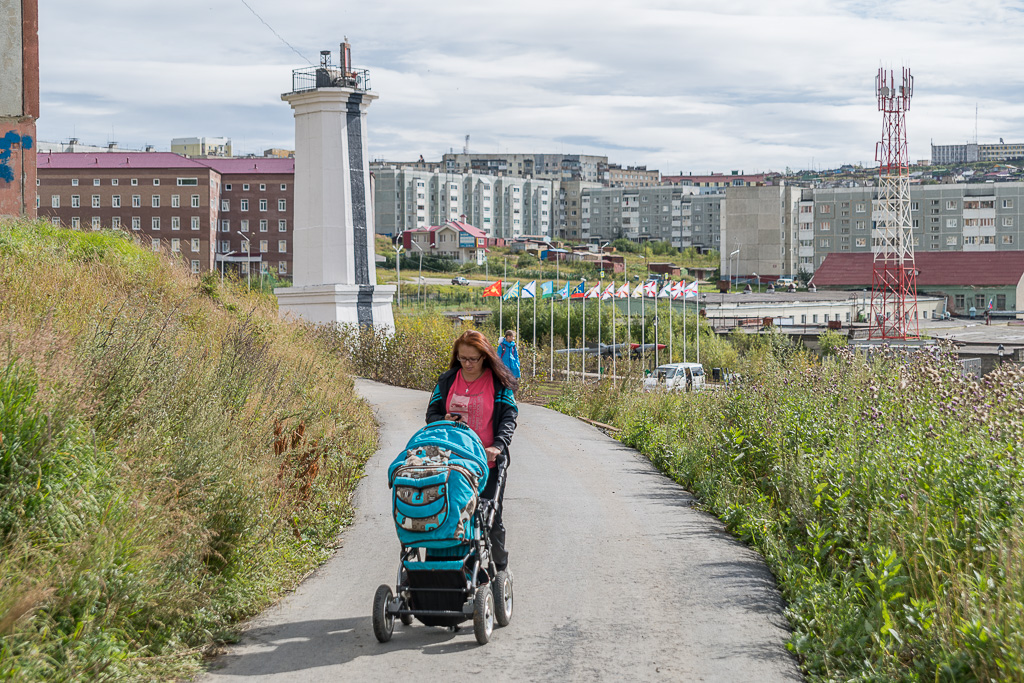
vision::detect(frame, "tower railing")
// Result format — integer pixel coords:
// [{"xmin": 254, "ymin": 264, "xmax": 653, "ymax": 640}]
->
[{"xmin": 291, "ymin": 66, "xmax": 371, "ymax": 94}]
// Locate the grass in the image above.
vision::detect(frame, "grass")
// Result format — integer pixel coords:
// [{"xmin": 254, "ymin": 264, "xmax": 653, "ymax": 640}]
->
[
  {"xmin": 549, "ymin": 339, "xmax": 1024, "ymax": 681},
  {"xmin": 0, "ymin": 219, "xmax": 377, "ymax": 680}
]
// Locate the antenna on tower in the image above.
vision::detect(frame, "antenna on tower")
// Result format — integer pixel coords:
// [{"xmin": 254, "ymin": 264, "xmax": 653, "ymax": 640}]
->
[{"xmin": 464, "ymin": 135, "xmax": 470, "ymax": 155}]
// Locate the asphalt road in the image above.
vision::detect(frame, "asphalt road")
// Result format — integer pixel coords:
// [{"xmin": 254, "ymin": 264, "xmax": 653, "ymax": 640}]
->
[{"xmin": 199, "ymin": 380, "xmax": 801, "ymax": 682}]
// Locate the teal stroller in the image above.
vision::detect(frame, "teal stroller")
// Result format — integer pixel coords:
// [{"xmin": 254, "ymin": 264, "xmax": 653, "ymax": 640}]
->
[{"xmin": 372, "ymin": 420, "xmax": 513, "ymax": 645}]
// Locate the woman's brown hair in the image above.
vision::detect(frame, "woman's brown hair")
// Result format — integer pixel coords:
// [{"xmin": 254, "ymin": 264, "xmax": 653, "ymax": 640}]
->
[{"xmin": 448, "ymin": 330, "xmax": 516, "ymax": 388}]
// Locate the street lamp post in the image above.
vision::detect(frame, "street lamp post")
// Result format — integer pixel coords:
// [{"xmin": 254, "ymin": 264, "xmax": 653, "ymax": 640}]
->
[
  {"xmin": 729, "ymin": 248, "xmax": 740, "ymax": 286},
  {"xmin": 220, "ymin": 250, "xmax": 236, "ymax": 285},
  {"xmin": 236, "ymin": 231, "xmax": 251, "ymax": 291},
  {"xmin": 394, "ymin": 233, "xmax": 405, "ymax": 307},
  {"xmin": 997, "ymin": 344, "xmax": 1005, "ymax": 366},
  {"xmin": 752, "ymin": 271, "xmax": 760, "ymax": 291},
  {"xmin": 412, "ymin": 240, "xmax": 424, "ymax": 306}
]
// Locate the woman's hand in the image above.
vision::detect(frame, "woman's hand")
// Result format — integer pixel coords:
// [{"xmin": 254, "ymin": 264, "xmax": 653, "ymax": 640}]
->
[
  {"xmin": 445, "ymin": 413, "xmax": 461, "ymax": 422},
  {"xmin": 485, "ymin": 446, "xmax": 501, "ymax": 461}
]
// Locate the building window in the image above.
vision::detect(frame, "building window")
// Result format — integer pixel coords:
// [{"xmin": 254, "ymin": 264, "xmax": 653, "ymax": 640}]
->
[
  {"xmin": 191, "ymin": 194, "xmax": 200, "ymax": 208},
  {"xmin": 51, "ymin": 195, "xmax": 59, "ymax": 208},
  {"xmin": 946, "ymin": 218, "xmax": 957, "ymax": 228},
  {"xmin": 171, "ymin": 194, "xmax": 180, "ymax": 208},
  {"xmin": 1003, "ymin": 235, "xmax": 1014, "ymax": 245},
  {"xmin": 221, "ymin": 200, "xmax": 229, "ymax": 211},
  {"xmin": 819, "ymin": 238, "xmax": 830, "ymax": 247},
  {"xmin": 1003, "ymin": 217, "xmax": 1013, "ymax": 227},
  {"xmin": 153, "ymin": 179, "xmax": 160, "ymax": 186},
  {"xmin": 259, "ymin": 198, "xmax": 268, "ymax": 211},
  {"xmin": 132, "ymin": 217, "xmax": 140, "ymax": 231},
  {"xmin": 278, "ymin": 220, "xmax": 287, "ymax": 232},
  {"xmin": 92, "ymin": 195, "xmax": 100, "ymax": 208},
  {"xmin": 240, "ymin": 199, "xmax": 249, "ymax": 211},
  {"xmin": 112, "ymin": 195, "xmax": 120, "ymax": 208},
  {"xmin": 946, "ymin": 236, "xmax": 958, "ymax": 245},
  {"xmin": 93, "ymin": 179, "xmax": 100, "ymax": 186},
  {"xmin": 71, "ymin": 179, "xmax": 78, "ymax": 186},
  {"xmin": 111, "ymin": 217, "xmax": 120, "ymax": 229},
  {"xmin": 259, "ymin": 183, "xmax": 266, "ymax": 191},
  {"xmin": 280, "ymin": 184, "xmax": 287, "ymax": 191},
  {"xmin": 997, "ymin": 294, "xmax": 1006, "ymax": 310},
  {"xmin": 152, "ymin": 217, "xmax": 161, "ymax": 230},
  {"xmin": 946, "ymin": 200, "xmax": 958, "ymax": 210},
  {"xmin": 220, "ymin": 220, "xmax": 229, "ymax": 232},
  {"xmin": 111, "ymin": 179, "xmax": 118, "ymax": 186},
  {"xmin": 131, "ymin": 179, "xmax": 138, "ymax": 186},
  {"xmin": 191, "ymin": 260, "xmax": 200, "ymax": 274},
  {"xmin": 177, "ymin": 178, "xmax": 198, "ymax": 186},
  {"xmin": 911, "ymin": 201, "xmax": 919, "ymax": 211},
  {"xmin": 259, "ymin": 240, "xmax": 268, "ymax": 252},
  {"xmin": 191, "ymin": 216, "xmax": 200, "ymax": 230},
  {"xmin": 1004, "ymin": 199, "xmax": 1014, "ymax": 209},
  {"xmin": 224, "ymin": 184, "xmax": 232, "ymax": 191},
  {"xmin": 171, "ymin": 238, "xmax": 180, "ymax": 253},
  {"xmin": 219, "ymin": 240, "xmax": 229, "ymax": 253},
  {"xmin": 171, "ymin": 216, "xmax": 181, "ymax": 231},
  {"xmin": 279, "ymin": 261, "xmax": 287, "ymax": 275},
  {"xmin": 152, "ymin": 195, "xmax": 160, "ymax": 208},
  {"xmin": 151, "ymin": 238, "xmax": 160, "ymax": 251},
  {"xmin": 132, "ymin": 195, "xmax": 141, "ymax": 208},
  {"xmin": 71, "ymin": 195, "xmax": 80, "ymax": 208},
  {"xmin": 259, "ymin": 219, "xmax": 268, "ymax": 232},
  {"xmin": 856, "ymin": 238, "xmax": 866, "ymax": 247},
  {"xmin": 50, "ymin": 217, "xmax": 59, "ymax": 226},
  {"xmin": 278, "ymin": 240, "xmax": 287, "ymax": 253},
  {"xmin": 278, "ymin": 199, "xmax": 287, "ymax": 211},
  {"xmin": 955, "ymin": 294, "xmax": 965, "ymax": 309},
  {"xmin": 242, "ymin": 184, "xmax": 249, "ymax": 191},
  {"xmin": 819, "ymin": 221, "xmax": 831, "ymax": 231},
  {"xmin": 71, "ymin": 217, "xmax": 80, "ymax": 228},
  {"xmin": 240, "ymin": 220, "xmax": 249, "ymax": 232}
]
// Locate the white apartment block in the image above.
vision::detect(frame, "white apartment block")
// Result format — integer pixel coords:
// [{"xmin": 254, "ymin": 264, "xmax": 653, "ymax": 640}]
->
[
  {"xmin": 931, "ymin": 141, "xmax": 1024, "ymax": 165},
  {"xmin": 373, "ymin": 167, "xmax": 554, "ymax": 239},
  {"xmin": 441, "ymin": 153, "xmax": 606, "ymax": 183}
]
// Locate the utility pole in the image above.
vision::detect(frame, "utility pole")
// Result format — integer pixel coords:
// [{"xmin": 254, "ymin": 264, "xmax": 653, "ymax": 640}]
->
[{"xmin": 236, "ymin": 231, "xmax": 251, "ymax": 290}]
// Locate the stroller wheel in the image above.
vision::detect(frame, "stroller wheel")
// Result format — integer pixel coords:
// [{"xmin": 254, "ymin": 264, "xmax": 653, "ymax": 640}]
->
[
  {"xmin": 492, "ymin": 570, "xmax": 513, "ymax": 627},
  {"xmin": 473, "ymin": 586, "xmax": 494, "ymax": 645},
  {"xmin": 372, "ymin": 585, "xmax": 395, "ymax": 643},
  {"xmin": 400, "ymin": 609, "xmax": 414, "ymax": 627}
]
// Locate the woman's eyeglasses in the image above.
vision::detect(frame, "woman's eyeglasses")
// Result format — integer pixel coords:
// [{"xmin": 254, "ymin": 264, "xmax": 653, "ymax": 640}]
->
[{"xmin": 458, "ymin": 356, "xmax": 482, "ymax": 364}]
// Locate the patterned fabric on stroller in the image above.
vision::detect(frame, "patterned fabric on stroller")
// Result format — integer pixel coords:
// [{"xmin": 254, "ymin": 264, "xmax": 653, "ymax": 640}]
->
[{"xmin": 372, "ymin": 420, "xmax": 513, "ymax": 645}]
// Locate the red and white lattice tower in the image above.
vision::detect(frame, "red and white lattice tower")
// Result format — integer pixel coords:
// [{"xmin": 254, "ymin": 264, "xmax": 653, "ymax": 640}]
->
[{"xmin": 870, "ymin": 67, "xmax": 919, "ymax": 340}]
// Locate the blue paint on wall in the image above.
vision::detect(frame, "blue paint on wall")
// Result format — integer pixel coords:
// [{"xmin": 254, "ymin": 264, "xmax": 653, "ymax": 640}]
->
[{"xmin": 0, "ymin": 131, "xmax": 32, "ymax": 183}]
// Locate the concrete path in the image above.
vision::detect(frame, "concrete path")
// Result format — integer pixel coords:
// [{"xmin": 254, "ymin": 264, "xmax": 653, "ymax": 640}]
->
[{"xmin": 199, "ymin": 380, "xmax": 801, "ymax": 682}]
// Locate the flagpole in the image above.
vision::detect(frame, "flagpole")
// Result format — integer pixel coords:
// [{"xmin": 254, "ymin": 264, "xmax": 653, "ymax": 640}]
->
[
  {"xmin": 654, "ymin": 290, "xmax": 659, "ymax": 368},
  {"xmin": 669, "ymin": 283, "xmax": 673, "ymax": 363},
  {"xmin": 596, "ymin": 277, "xmax": 601, "ymax": 377},
  {"xmin": 516, "ymin": 285, "xmax": 521, "ymax": 349},
  {"xmin": 581, "ymin": 281, "xmax": 586, "ymax": 379},
  {"xmin": 683, "ymin": 281, "xmax": 687, "ymax": 363},
  {"xmin": 611, "ymin": 279, "xmax": 616, "ymax": 380},
  {"xmin": 532, "ymin": 288, "xmax": 537, "ymax": 377},
  {"xmin": 566, "ymin": 286, "xmax": 570, "ymax": 381},
  {"xmin": 552, "ymin": 260, "xmax": 558, "ymax": 378},
  {"xmin": 500, "ymin": 259, "xmax": 505, "ymax": 332},
  {"xmin": 626, "ymin": 263, "xmax": 631, "ymax": 348}
]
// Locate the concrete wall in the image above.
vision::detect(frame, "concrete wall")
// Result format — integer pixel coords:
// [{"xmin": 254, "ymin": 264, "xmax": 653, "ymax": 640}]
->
[
  {"xmin": 0, "ymin": 0, "xmax": 38, "ymax": 218},
  {"xmin": 721, "ymin": 186, "xmax": 786, "ymax": 279}
]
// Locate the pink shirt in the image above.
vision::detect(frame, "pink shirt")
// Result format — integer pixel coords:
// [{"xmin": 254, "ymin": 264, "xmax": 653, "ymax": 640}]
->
[{"xmin": 447, "ymin": 368, "xmax": 496, "ymax": 460}]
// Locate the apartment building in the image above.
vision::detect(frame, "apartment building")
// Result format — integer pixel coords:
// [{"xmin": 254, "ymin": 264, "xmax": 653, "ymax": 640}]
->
[
  {"xmin": 581, "ymin": 185, "xmax": 719, "ymax": 251},
  {"xmin": 373, "ymin": 166, "xmax": 553, "ymax": 240},
  {"xmin": 441, "ymin": 153, "xmax": 606, "ymax": 183},
  {"xmin": 36, "ymin": 152, "xmax": 295, "ymax": 278},
  {"xmin": 723, "ymin": 181, "xmax": 1024, "ymax": 280},
  {"xmin": 931, "ymin": 141, "xmax": 1024, "ymax": 165},
  {"xmin": 171, "ymin": 136, "xmax": 232, "ymax": 158},
  {"xmin": 602, "ymin": 164, "xmax": 660, "ymax": 188},
  {"xmin": 556, "ymin": 180, "xmax": 603, "ymax": 240},
  {"xmin": 202, "ymin": 158, "xmax": 295, "ymax": 278},
  {"xmin": 662, "ymin": 172, "xmax": 767, "ymax": 188}
]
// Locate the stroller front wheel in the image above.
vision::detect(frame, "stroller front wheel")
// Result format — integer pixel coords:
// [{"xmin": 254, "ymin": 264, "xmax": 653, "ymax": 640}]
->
[
  {"xmin": 473, "ymin": 586, "xmax": 494, "ymax": 645},
  {"xmin": 372, "ymin": 584, "xmax": 395, "ymax": 643},
  {"xmin": 492, "ymin": 570, "xmax": 513, "ymax": 627}
]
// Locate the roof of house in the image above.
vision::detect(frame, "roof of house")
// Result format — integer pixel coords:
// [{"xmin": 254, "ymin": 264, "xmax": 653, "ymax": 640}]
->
[
  {"xmin": 199, "ymin": 158, "xmax": 294, "ymax": 175},
  {"xmin": 38, "ymin": 152, "xmax": 211, "ymax": 170},
  {"xmin": 37, "ymin": 152, "xmax": 295, "ymax": 175},
  {"xmin": 812, "ymin": 251, "xmax": 1024, "ymax": 287},
  {"xmin": 411, "ymin": 220, "xmax": 487, "ymax": 239}
]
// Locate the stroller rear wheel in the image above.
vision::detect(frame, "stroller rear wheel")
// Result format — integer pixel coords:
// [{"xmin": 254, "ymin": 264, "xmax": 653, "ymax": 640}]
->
[
  {"xmin": 372, "ymin": 585, "xmax": 395, "ymax": 643},
  {"xmin": 473, "ymin": 586, "xmax": 494, "ymax": 645},
  {"xmin": 492, "ymin": 570, "xmax": 513, "ymax": 627}
]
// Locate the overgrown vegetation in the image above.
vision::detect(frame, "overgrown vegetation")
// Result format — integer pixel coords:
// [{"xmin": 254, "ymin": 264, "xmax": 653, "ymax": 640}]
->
[
  {"xmin": 550, "ymin": 337, "xmax": 1024, "ymax": 681},
  {"xmin": 0, "ymin": 220, "xmax": 377, "ymax": 680}
]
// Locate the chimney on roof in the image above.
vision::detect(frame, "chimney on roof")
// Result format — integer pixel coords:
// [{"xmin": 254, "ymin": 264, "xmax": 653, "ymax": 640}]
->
[
  {"xmin": 68, "ymin": 137, "xmax": 78, "ymax": 147},
  {"xmin": 108, "ymin": 142, "xmax": 118, "ymax": 151},
  {"xmin": 145, "ymin": 145, "xmax": 155, "ymax": 152}
]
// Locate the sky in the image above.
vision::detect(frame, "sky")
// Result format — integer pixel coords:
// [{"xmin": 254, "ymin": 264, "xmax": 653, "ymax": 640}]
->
[{"xmin": 35, "ymin": 0, "xmax": 1024, "ymax": 175}]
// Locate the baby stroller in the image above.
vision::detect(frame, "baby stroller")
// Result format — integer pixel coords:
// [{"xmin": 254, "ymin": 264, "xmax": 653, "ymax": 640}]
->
[{"xmin": 372, "ymin": 420, "xmax": 513, "ymax": 645}]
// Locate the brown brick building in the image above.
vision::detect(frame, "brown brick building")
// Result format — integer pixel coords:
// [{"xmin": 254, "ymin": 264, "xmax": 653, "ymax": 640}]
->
[{"xmin": 36, "ymin": 152, "xmax": 295, "ymax": 278}]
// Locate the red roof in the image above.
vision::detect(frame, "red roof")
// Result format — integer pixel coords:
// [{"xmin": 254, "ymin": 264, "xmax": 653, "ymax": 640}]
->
[
  {"xmin": 813, "ymin": 252, "xmax": 1024, "ymax": 287},
  {"xmin": 199, "ymin": 158, "xmax": 294, "ymax": 175},
  {"xmin": 410, "ymin": 220, "xmax": 487, "ymax": 238},
  {"xmin": 38, "ymin": 152, "xmax": 210, "ymax": 169},
  {"xmin": 37, "ymin": 152, "xmax": 294, "ymax": 175}
]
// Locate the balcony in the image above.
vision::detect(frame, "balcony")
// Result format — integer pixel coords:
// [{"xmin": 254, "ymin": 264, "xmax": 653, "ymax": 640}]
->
[{"xmin": 291, "ymin": 65, "xmax": 371, "ymax": 93}]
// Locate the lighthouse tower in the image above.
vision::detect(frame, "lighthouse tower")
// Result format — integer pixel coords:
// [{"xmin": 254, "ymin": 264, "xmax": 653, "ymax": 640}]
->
[{"xmin": 276, "ymin": 42, "xmax": 395, "ymax": 331}]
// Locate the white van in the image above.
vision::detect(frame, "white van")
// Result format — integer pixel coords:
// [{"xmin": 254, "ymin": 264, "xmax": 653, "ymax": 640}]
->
[{"xmin": 643, "ymin": 363, "xmax": 706, "ymax": 392}]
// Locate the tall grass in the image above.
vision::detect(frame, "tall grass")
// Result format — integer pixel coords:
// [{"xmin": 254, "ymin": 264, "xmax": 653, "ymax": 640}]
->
[
  {"xmin": 551, "ymin": 341, "xmax": 1024, "ymax": 682},
  {"xmin": 0, "ymin": 220, "xmax": 377, "ymax": 680}
]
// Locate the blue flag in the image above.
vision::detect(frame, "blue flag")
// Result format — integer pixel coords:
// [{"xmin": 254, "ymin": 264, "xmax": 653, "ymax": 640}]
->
[
  {"xmin": 556, "ymin": 282, "xmax": 569, "ymax": 299},
  {"xmin": 540, "ymin": 281, "xmax": 554, "ymax": 298}
]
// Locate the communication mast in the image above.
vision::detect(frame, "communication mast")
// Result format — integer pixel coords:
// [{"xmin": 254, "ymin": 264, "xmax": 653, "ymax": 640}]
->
[{"xmin": 869, "ymin": 67, "xmax": 919, "ymax": 340}]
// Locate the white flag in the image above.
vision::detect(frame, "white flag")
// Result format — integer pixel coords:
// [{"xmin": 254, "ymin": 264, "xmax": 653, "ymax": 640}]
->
[{"xmin": 521, "ymin": 280, "xmax": 537, "ymax": 298}]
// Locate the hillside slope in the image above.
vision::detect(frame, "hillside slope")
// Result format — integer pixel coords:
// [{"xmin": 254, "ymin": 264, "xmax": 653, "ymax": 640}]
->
[{"xmin": 0, "ymin": 220, "xmax": 377, "ymax": 681}]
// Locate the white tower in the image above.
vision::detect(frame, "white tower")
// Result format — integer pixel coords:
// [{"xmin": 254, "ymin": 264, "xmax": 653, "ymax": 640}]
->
[{"xmin": 276, "ymin": 42, "xmax": 395, "ymax": 331}]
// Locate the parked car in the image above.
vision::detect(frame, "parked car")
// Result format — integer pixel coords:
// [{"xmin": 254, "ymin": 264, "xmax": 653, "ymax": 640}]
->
[
  {"xmin": 642, "ymin": 363, "xmax": 706, "ymax": 392},
  {"xmin": 451, "ymin": 276, "xmax": 470, "ymax": 286}
]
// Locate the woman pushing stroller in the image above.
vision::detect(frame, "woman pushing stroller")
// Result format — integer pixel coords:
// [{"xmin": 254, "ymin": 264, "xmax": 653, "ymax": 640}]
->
[{"xmin": 426, "ymin": 330, "xmax": 517, "ymax": 572}]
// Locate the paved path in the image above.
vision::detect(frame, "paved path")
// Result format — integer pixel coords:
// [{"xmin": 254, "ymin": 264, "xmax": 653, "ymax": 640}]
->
[{"xmin": 200, "ymin": 380, "xmax": 801, "ymax": 682}]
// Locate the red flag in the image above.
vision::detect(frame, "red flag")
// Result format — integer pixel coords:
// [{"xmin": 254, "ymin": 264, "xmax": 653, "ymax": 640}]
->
[{"xmin": 482, "ymin": 280, "xmax": 502, "ymax": 297}]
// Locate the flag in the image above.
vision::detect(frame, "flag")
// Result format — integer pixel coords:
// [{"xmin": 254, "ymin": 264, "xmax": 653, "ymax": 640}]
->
[
  {"xmin": 988, "ymin": 298, "xmax": 994, "ymax": 310},
  {"xmin": 569, "ymin": 281, "xmax": 586, "ymax": 298},
  {"xmin": 483, "ymin": 280, "xmax": 502, "ymax": 297},
  {"xmin": 521, "ymin": 280, "xmax": 537, "ymax": 299},
  {"xmin": 644, "ymin": 281, "xmax": 658, "ymax": 297},
  {"xmin": 684, "ymin": 280, "xmax": 699, "ymax": 299},
  {"xmin": 584, "ymin": 284, "xmax": 601, "ymax": 299},
  {"xmin": 540, "ymin": 281, "xmax": 554, "ymax": 298},
  {"xmin": 671, "ymin": 281, "xmax": 684, "ymax": 299},
  {"xmin": 658, "ymin": 283, "xmax": 673, "ymax": 298},
  {"xmin": 616, "ymin": 282, "xmax": 631, "ymax": 298},
  {"xmin": 556, "ymin": 282, "xmax": 570, "ymax": 299},
  {"xmin": 632, "ymin": 282, "xmax": 644, "ymax": 298},
  {"xmin": 503, "ymin": 281, "xmax": 520, "ymax": 300},
  {"xmin": 601, "ymin": 283, "xmax": 615, "ymax": 300}
]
